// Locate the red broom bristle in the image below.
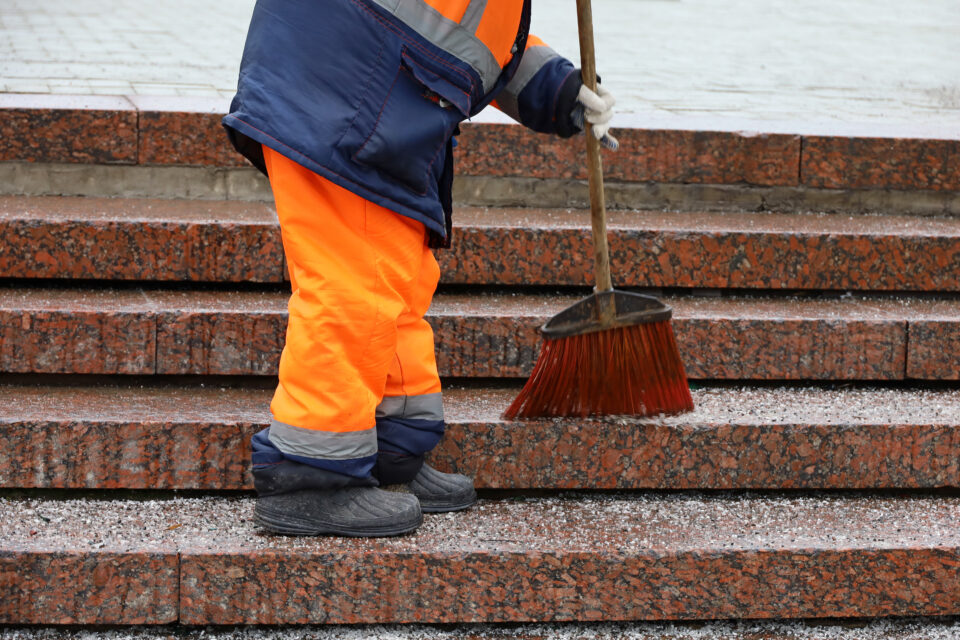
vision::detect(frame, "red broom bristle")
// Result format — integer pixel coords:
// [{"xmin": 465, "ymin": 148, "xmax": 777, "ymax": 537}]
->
[{"xmin": 503, "ymin": 320, "xmax": 694, "ymax": 419}]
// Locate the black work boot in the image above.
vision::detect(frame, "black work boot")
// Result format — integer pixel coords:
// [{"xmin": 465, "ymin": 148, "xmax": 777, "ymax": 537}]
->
[
  {"xmin": 254, "ymin": 486, "xmax": 422, "ymax": 537},
  {"xmin": 409, "ymin": 463, "xmax": 477, "ymax": 513}
]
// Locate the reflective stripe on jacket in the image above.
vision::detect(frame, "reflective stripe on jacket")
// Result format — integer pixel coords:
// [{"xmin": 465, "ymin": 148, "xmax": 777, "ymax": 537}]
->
[{"xmin": 223, "ymin": 0, "xmax": 581, "ymax": 239}]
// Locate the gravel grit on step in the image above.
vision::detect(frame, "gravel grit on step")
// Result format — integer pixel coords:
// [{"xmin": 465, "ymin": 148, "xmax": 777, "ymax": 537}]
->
[
  {"xmin": 7, "ymin": 493, "xmax": 959, "ymax": 553},
  {"xmin": 3, "ymin": 383, "xmax": 960, "ymax": 426}
]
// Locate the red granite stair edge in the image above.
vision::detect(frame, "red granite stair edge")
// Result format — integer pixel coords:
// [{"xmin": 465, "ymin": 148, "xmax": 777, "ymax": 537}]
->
[
  {"xmin": 179, "ymin": 547, "xmax": 960, "ymax": 624},
  {"xmin": 3, "ymin": 495, "xmax": 960, "ymax": 624},
  {"xmin": 0, "ymin": 551, "xmax": 179, "ymax": 625},
  {"xmin": 4, "ymin": 546, "xmax": 959, "ymax": 625},
  {"xmin": 1, "ymin": 94, "xmax": 958, "ymax": 191},
  {"xmin": 3, "ymin": 196, "xmax": 960, "ymax": 292},
  {"xmin": 4, "ymin": 620, "xmax": 960, "ymax": 639},
  {"xmin": 0, "ymin": 289, "xmax": 957, "ymax": 379},
  {"xmin": 2, "ymin": 385, "xmax": 959, "ymax": 491}
]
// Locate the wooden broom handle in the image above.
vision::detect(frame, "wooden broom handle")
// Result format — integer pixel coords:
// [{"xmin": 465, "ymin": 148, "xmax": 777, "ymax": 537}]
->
[{"xmin": 575, "ymin": 0, "xmax": 613, "ymax": 295}]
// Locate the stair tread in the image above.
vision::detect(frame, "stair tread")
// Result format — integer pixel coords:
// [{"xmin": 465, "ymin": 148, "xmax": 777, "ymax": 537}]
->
[
  {"xmin": 3, "ymin": 195, "xmax": 959, "ymax": 291},
  {"xmin": 1, "ymin": 285, "xmax": 958, "ymax": 319},
  {"xmin": 7, "ymin": 195, "xmax": 960, "ymax": 235},
  {"xmin": 457, "ymin": 206, "xmax": 960, "ymax": 235},
  {"xmin": 0, "ymin": 195, "xmax": 276, "ymax": 224},
  {"xmin": 4, "ymin": 104, "xmax": 959, "ymax": 192},
  {"xmin": 2, "ymin": 382, "xmax": 958, "ymax": 427},
  {"xmin": 430, "ymin": 291, "xmax": 960, "ymax": 320},
  {"xmin": 4, "ymin": 493, "xmax": 960, "ymax": 623},
  {"xmin": 5, "ymin": 492, "xmax": 959, "ymax": 553},
  {"xmin": 3, "ymin": 383, "xmax": 959, "ymax": 491},
  {"xmin": 0, "ymin": 287, "xmax": 956, "ymax": 380}
]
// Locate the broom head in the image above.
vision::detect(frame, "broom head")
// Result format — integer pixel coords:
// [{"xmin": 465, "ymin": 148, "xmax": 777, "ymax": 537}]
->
[{"xmin": 503, "ymin": 290, "xmax": 694, "ymax": 419}]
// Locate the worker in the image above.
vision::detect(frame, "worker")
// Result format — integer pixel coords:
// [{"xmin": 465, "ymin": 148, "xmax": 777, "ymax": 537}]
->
[{"xmin": 223, "ymin": 0, "xmax": 617, "ymax": 537}]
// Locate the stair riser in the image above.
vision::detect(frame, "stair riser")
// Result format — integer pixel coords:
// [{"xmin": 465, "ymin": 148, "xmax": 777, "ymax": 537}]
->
[
  {"xmin": 1, "ymin": 553, "xmax": 177, "ymax": 625},
  {"xmin": 0, "ymin": 218, "xmax": 285, "ymax": 283},
  {"xmin": 5, "ymin": 215, "xmax": 959, "ymax": 292},
  {"xmin": 6, "ymin": 493, "xmax": 960, "ymax": 625},
  {"xmin": 3, "ymin": 620, "xmax": 960, "ymax": 639},
  {"xmin": 6, "ymin": 163, "xmax": 960, "ymax": 217},
  {"xmin": 453, "ymin": 175, "xmax": 960, "ymax": 218},
  {"xmin": 4, "ymin": 547, "xmax": 958, "ymax": 624},
  {"xmin": 0, "ymin": 307, "xmax": 935, "ymax": 379},
  {"xmin": 447, "ymin": 228, "xmax": 960, "ymax": 291},
  {"xmin": 908, "ymin": 322, "xmax": 960, "ymax": 378},
  {"xmin": 3, "ymin": 419, "xmax": 957, "ymax": 490},
  {"xmin": 4, "ymin": 101, "xmax": 960, "ymax": 192},
  {"xmin": 179, "ymin": 549, "xmax": 960, "ymax": 624},
  {"xmin": 462, "ymin": 124, "xmax": 960, "ymax": 193},
  {"xmin": 435, "ymin": 316, "xmax": 911, "ymax": 380}
]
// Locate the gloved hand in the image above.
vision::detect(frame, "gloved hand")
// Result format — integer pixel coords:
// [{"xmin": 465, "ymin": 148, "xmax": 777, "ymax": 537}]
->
[{"xmin": 572, "ymin": 83, "xmax": 619, "ymax": 151}]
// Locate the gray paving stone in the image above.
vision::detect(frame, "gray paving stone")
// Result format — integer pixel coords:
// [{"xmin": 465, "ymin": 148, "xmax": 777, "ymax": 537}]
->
[{"xmin": 0, "ymin": 0, "xmax": 958, "ymax": 131}]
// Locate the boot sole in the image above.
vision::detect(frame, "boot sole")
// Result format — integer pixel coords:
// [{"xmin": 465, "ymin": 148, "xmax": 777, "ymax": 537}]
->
[
  {"xmin": 419, "ymin": 493, "xmax": 478, "ymax": 513},
  {"xmin": 254, "ymin": 504, "xmax": 422, "ymax": 537}
]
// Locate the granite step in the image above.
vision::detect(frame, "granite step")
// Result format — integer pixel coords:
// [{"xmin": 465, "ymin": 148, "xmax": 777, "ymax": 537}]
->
[
  {"xmin": 4, "ymin": 196, "xmax": 960, "ymax": 291},
  {"xmin": 0, "ymin": 196, "xmax": 285, "ymax": 283},
  {"xmin": 4, "ymin": 620, "xmax": 960, "ymax": 640},
  {"xmin": 2, "ymin": 95, "xmax": 959, "ymax": 194},
  {"xmin": 2, "ymin": 383, "xmax": 959, "ymax": 491},
  {"xmin": 3, "ymin": 493, "xmax": 960, "ymax": 624},
  {"xmin": 0, "ymin": 287, "xmax": 957, "ymax": 380}
]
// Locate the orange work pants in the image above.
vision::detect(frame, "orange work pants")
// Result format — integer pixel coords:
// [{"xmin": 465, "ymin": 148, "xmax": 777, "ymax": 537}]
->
[{"xmin": 262, "ymin": 146, "xmax": 444, "ymax": 482}]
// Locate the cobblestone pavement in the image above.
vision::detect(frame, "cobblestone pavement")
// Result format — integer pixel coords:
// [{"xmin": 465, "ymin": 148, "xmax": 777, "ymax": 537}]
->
[{"xmin": 1, "ymin": 0, "xmax": 959, "ymax": 131}]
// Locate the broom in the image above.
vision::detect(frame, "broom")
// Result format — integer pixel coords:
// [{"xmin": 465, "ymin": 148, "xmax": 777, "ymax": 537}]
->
[{"xmin": 503, "ymin": 0, "xmax": 694, "ymax": 420}]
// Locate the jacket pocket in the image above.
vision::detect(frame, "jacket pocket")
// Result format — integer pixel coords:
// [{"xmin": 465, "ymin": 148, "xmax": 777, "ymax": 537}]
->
[{"xmin": 352, "ymin": 47, "xmax": 471, "ymax": 195}]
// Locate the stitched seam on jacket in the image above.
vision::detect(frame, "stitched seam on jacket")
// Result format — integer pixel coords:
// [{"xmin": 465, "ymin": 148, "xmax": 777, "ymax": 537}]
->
[
  {"xmin": 350, "ymin": 64, "xmax": 450, "ymax": 197},
  {"xmin": 337, "ymin": 32, "xmax": 388, "ymax": 148},
  {"xmin": 351, "ymin": 64, "xmax": 406, "ymax": 166},
  {"xmin": 403, "ymin": 51, "xmax": 470, "ymax": 101},
  {"xmin": 350, "ymin": 0, "xmax": 478, "ymax": 93}
]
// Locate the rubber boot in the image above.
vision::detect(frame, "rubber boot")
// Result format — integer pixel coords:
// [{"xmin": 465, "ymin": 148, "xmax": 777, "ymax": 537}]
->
[
  {"xmin": 254, "ymin": 487, "xmax": 422, "ymax": 537},
  {"xmin": 409, "ymin": 463, "xmax": 477, "ymax": 513}
]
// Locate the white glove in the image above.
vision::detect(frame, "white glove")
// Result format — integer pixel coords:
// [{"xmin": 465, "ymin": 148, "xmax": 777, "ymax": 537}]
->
[{"xmin": 573, "ymin": 83, "xmax": 618, "ymax": 151}]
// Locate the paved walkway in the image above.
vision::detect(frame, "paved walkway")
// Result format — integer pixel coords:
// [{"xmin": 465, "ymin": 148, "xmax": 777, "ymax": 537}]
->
[{"xmin": 1, "ymin": 0, "xmax": 959, "ymax": 132}]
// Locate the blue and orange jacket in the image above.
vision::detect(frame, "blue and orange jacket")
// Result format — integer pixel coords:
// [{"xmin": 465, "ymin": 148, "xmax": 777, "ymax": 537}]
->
[{"xmin": 223, "ymin": 0, "xmax": 582, "ymax": 242}]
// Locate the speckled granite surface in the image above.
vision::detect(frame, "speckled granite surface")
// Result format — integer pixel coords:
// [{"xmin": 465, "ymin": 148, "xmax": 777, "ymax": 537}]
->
[
  {"xmin": 3, "ymin": 552, "xmax": 178, "ymax": 624},
  {"xmin": 133, "ymin": 99, "xmax": 246, "ymax": 167},
  {"xmin": 2, "ymin": 494, "xmax": 959, "ymax": 624},
  {"xmin": 0, "ymin": 288, "xmax": 958, "ymax": 379},
  {"xmin": 802, "ymin": 136, "xmax": 960, "ymax": 191},
  {"xmin": 1, "ymin": 384, "xmax": 959, "ymax": 491},
  {"xmin": 457, "ymin": 124, "xmax": 803, "ymax": 186},
  {"xmin": 444, "ymin": 208, "xmax": 960, "ymax": 291},
  {"xmin": 0, "ymin": 95, "xmax": 138, "ymax": 164},
  {"xmin": 149, "ymin": 290, "xmax": 287, "ymax": 376},
  {"xmin": 428, "ymin": 294, "xmax": 916, "ymax": 380},
  {"xmin": 5, "ymin": 620, "xmax": 960, "ymax": 640},
  {"xmin": 3, "ymin": 96, "xmax": 959, "ymax": 191},
  {"xmin": 907, "ymin": 319, "xmax": 960, "ymax": 380},
  {"xmin": 0, "ymin": 288, "xmax": 156, "ymax": 374},
  {"xmin": 5, "ymin": 197, "xmax": 959, "ymax": 293},
  {"xmin": 0, "ymin": 196, "xmax": 283, "ymax": 282}
]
